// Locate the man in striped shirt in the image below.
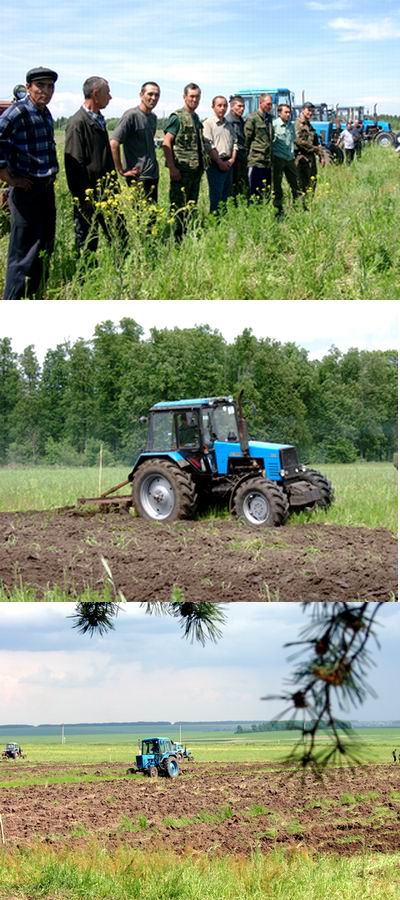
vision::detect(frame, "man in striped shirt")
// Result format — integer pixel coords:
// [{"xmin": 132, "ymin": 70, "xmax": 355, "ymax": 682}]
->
[{"xmin": 0, "ymin": 66, "xmax": 59, "ymax": 299}]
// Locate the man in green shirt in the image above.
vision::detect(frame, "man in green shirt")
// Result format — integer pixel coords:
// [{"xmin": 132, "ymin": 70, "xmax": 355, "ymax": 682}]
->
[
  {"xmin": 162, "ymin": 83, "xmax": 207, "ymax": 239},
  {"xmin": 272, "ymin": 103, "xmax": 300, "ymax": 218}
]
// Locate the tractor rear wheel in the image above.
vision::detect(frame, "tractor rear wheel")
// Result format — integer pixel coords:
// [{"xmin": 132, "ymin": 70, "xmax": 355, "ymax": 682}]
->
[
  {"xmin": 301, "ymin": 469, "xmax": 334, "ymax": 508},
  {"xmin": 132, "ymin": 459, "xmax": 197, "ymax": 523},
  {"xmin": 234, "ymin": 478, "xmax": 289, "ymax": 527},
  {"xmin": 374, "ymin": 131, "xmax": 395, "ymax": 147},
  {"xmin": 165, "ymin": 756, "xmax": 180, "ymax": 778}
]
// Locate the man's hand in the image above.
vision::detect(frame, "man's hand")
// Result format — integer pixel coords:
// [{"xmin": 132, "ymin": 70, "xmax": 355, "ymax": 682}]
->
[
  {"xmin": 9, "ymin": 175, "xmax": 33, "ymax": 191},
  {"xmin": 169, "ymin": 165, "xmax": 182, "ymax": 181},
  {"xmin": 123, "ymin": 166, "xmax": 141, "ymax": 178},
  {"xmin": 218, "ymin": 160, "xmax": 230, "ymax": 172}
]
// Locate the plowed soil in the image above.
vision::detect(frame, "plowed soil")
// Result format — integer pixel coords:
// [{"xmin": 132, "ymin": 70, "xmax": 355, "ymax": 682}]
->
[
  {"xmin": 0, "ymin": 508, "xmax": 396, "ymax": 600},
  {"xmin": 1, "ymin": 761, "xmax": 399, "ymax": 855}
]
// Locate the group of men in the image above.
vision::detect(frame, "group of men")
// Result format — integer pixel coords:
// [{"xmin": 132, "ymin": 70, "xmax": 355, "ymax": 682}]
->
[{"xmin": 0, "ymin": 67, "xmax": 327, "ymax": 299}]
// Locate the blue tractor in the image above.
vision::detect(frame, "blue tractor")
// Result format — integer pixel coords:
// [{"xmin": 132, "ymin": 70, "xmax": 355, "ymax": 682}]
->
[
  {"xmin": 125, "ymin": 395, "xmax": 334, "ymax": 528},
  {"xmin": 127, "ymin": 737, "xmax": 181, "ymax": 778}
]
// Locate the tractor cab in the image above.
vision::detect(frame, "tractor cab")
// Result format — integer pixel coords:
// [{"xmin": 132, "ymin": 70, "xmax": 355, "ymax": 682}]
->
[{"xmin": 236, "ymin": 87, "xmax": 294, "ymax": 119}]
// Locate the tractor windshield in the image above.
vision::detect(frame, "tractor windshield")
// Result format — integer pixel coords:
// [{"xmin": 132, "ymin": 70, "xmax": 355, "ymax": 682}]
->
[{"xmin": 211, "ymin": 404, "xmax": 239, "ymax": 441}]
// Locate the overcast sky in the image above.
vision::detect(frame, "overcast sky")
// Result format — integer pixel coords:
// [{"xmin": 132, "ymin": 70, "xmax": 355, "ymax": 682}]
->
[
  {"xmin": 1, "ymin": 1, "xmax": 399, "ymax": 116},
  {"xmin": 0, "ymin": 603, "xmax": 398, "ymax": 725},
  {"xmin": 0, "ymin": 300, "xmax": 397, "ymax": 364}
]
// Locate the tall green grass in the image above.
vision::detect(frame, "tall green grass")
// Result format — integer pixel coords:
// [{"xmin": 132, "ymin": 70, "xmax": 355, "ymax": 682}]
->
[
  {"xmin": 0, "ymin": 144, "xmax": 399, "ymax": 299},
  {"xmin": 0, "ymin": 845, "xmax": 399, "ymax": 899},
  {"xmin": 0, "ymin": 462, "xmax": 396, "ymax": 530}
]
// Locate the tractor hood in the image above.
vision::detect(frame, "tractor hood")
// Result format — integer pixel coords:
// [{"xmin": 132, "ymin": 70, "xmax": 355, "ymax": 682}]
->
[{"xmin": 213, "ymin": 440, "xmax": 297, "ymax": 478}]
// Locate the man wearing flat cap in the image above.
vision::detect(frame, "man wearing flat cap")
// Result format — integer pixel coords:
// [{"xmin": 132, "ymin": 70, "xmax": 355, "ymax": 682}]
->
[
  {"xmin": 294, "ymin": 101, "xmax": 325, "ymax": 200},
  {"xmin": 0, "ymin": 66, "xmax": 59, "ymax": 299}
]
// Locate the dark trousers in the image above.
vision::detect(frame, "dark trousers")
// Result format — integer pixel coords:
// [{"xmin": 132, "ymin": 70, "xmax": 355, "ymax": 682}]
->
[
  {"xmin": 295, "ymin": 156, "xmax": 318, "ymax": 197},
  {"xmin": 4, "ymin": 181, "xmax": 55, "ymax": 299},
  {"xmin": 206, "ymin": 162, "xmax": 233, "ymax": 213},
  {"xmin": 345, "ymin": 148, "xmax": 355, "ymax": 165},
  {"xmin": 248, "ymin": 165, "xmax": 271, "ymax": 200},
  {"xmin": 169, "ymin": 168, "xmax": 202, "ymax": 239},
  {"xmin": 272, "ymin": 157, "xmax": 300, "ymax": 211},
  {"xmin": 231, "ymin": 154, "xmax": 249, "ymax": 200}
]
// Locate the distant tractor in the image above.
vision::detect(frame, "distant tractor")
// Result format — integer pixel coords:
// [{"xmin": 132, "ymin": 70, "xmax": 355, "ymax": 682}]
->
[
  {"xmin": 173, "ymin": 741, "xmax": 193, "ymax": 761},
  {"xmin": 2, "ymin": 742, "xmax": 24, "ymax": 759},
  {"xmin": 127, "ymin": 737, "xmax": 182, "ymax": 778},
  {"xmin": 126, "ymin": 395, "xmax": 334, "ymax": 527}
]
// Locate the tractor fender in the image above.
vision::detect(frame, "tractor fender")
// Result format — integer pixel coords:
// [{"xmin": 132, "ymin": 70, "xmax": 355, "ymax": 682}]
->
[
  {"xmin": 228, "ymin": 471, "xmax": 270, "ymax": 512},
  {"xmin": 128, "ymin": 452, "xmax": 191, "ymax": 480}
]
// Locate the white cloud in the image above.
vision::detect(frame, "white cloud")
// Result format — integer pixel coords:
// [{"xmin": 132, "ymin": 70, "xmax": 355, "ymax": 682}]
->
[
  {"xmin": 329, "ymin": 16, "xmax": 400, "ymax": 41},
  {"xmin": 307, "ymin": 2, "xmax": 350, "ymax": 9}
]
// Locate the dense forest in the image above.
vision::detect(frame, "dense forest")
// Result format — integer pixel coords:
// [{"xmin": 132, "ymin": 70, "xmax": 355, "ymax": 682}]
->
[{"xmin": 0, "ymin": 320, "xmax": 397, "ymax": 466}]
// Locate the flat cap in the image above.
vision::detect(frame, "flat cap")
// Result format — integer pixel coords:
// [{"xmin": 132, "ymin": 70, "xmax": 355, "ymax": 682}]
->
[
  {"xmin": 302, "ymin": 101, "xmax": 315, "ymax": 110},
  {"xmin": 26, "ymin": 67, "xmax": 58, "ymax": 84}
]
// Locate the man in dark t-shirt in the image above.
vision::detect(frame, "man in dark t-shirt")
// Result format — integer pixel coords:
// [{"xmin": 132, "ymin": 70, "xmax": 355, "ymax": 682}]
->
[{"xmin": 110, "ymin": 82, "xmax": 160, "ymax": 202}]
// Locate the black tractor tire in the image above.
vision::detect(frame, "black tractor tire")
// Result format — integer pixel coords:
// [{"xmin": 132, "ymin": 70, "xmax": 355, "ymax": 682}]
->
[
  {"xmin": 126, "ymin": 767, "xmax": 136, "ymax": 775},
  {"xmin": 394, "ymin": 130, "xmax": 400, "ymax": 148},
  {"xmin": 148, "ymin": 766, "xmax": 158, "ymax": 778},
  {"xmin": 165, "ymin": 756, "xmax": 180, "ymax": 778},
  {"xmin": 326, "ymin": 143, "xmax": 344, "ymax": 165},
  {"xmin": 374, "ymin": 131, "xmax": 395, "ymax": 147},
  {"xmin": 234, "ymin": 478, "xmax": 289, "ymax": 527},
  {"xmin": 301, "ymin": 469, "xmax": 335, "ymax": 509},
  {"xmin": 132, "ymin": 459, "xmax": 197, "ymax": 523}
]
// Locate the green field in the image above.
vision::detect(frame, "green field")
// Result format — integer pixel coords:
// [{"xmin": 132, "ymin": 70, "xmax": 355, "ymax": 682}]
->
[
  {"xmin": 0, "ymin": 461, "xmax": 396, "ymax": 531},
  {"xmin": 1, "ymin": 143, "xmax": 399, "ymax": 299},
  {"xmin": 1, "ymin": 727, "xmax": 399, "ymax": 767}
]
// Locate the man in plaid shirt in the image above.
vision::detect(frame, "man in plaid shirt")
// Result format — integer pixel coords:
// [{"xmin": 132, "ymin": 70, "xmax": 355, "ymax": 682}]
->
[{"xmin": 0, "ymin": 66, "xmax": 59, "ymax": 299}]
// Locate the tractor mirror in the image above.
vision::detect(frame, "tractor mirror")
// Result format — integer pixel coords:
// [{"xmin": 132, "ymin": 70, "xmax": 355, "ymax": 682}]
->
[{"xmin": 139, "ymin": 416, "xmax": 148, "ymax": 425}]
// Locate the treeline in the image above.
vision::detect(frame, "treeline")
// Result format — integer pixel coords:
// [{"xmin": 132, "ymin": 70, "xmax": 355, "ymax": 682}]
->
[
  {"xmin": 0, "ymin": 320, "xmax": 397, "ymax": 466},
  {"xmin": 235, "ymin": 722, "xmax": 336, "ymax": 733}
]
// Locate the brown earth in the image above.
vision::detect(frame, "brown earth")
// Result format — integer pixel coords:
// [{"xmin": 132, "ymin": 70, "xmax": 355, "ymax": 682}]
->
[
  {"xmin": 0, "ymin": 508, "xmax": 396, "ymax": 600},
  {"xmin": 0, "ymin": 761, "xmax": 399, "ymax": 855}
]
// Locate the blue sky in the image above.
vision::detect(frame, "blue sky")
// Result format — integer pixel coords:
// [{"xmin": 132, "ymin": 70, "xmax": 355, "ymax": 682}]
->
[
  {"xmin": 0, "ymin": 603, "xmax": 398, "ymax": 724},
  {"xmin": 1, "ymin": 1, "xmax": 399, "ymax": 117},
  {"xmin": 0, "ymin": 300, "xmax": 397, "ymax": 364}
]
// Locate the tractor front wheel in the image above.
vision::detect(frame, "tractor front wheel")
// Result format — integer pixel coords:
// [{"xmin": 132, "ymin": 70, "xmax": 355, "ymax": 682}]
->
[
  {"xmin": 126, "ymin": 767, "xmax": 136, "ymax": 775},
  {"xmin": 301, "ymin": 469, "xmax": 334, "ymax": 508},
  {"xmin": 132, "ymin": 459, "xmax": 197, "ymax": 523},
  {"xmin": 374, "ymin": 131, "xmax": 395, "ymax": 147},
  {"xmin": 234, "ymin": 478, "xmax": 289, "ymax": 527},
  {"xmin": 148, "ymin": 766, "xmax": 158, "ymax": 778}
]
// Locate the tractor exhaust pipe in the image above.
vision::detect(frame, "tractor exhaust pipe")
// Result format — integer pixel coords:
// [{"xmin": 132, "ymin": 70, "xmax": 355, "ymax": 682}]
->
[{"xmin": 237, "ymin": 389, "xmax": 249, "ymax": 456}]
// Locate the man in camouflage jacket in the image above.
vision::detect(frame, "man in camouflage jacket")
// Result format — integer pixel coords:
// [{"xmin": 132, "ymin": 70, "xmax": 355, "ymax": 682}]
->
[
  {"xmin": 294, "ymin": 101, "xmax": 325, "ymax": 198},
  {"xmin": 244, "ymin": 93, "xmax": 273, "ymax": 200},
  {"xmin": 162, "ymin": 83, "xmax": 207, "ymax": 239}
]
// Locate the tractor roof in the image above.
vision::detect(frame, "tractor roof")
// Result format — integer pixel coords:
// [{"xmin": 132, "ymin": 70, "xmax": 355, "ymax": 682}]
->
[
  {"xmin": 151, "ymin": 397, "xmax": 234, "ymax": 410},
  {"xmin": 143, "ymin": 736, "xmax": 171, "ymax": 742}
]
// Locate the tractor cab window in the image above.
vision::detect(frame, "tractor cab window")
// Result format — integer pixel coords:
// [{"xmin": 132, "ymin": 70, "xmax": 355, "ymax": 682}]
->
[
  {"xmin": 149, "ymin": 412, "xmax": 175, "ymax": 451},
  {"xmin": 212, "ymin": 404, "xmax": 238, "ymax": 441},
  {"xmin": 201, "ymin": 410, "xmax": 215, "ymax": 443},
  {"xmin": 176, "ymin": 411, "xmax": 200, "ymax": 449},
  {"xmin": 142, "ymin": 739, "xmax": 159, "ymax": 754}
]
